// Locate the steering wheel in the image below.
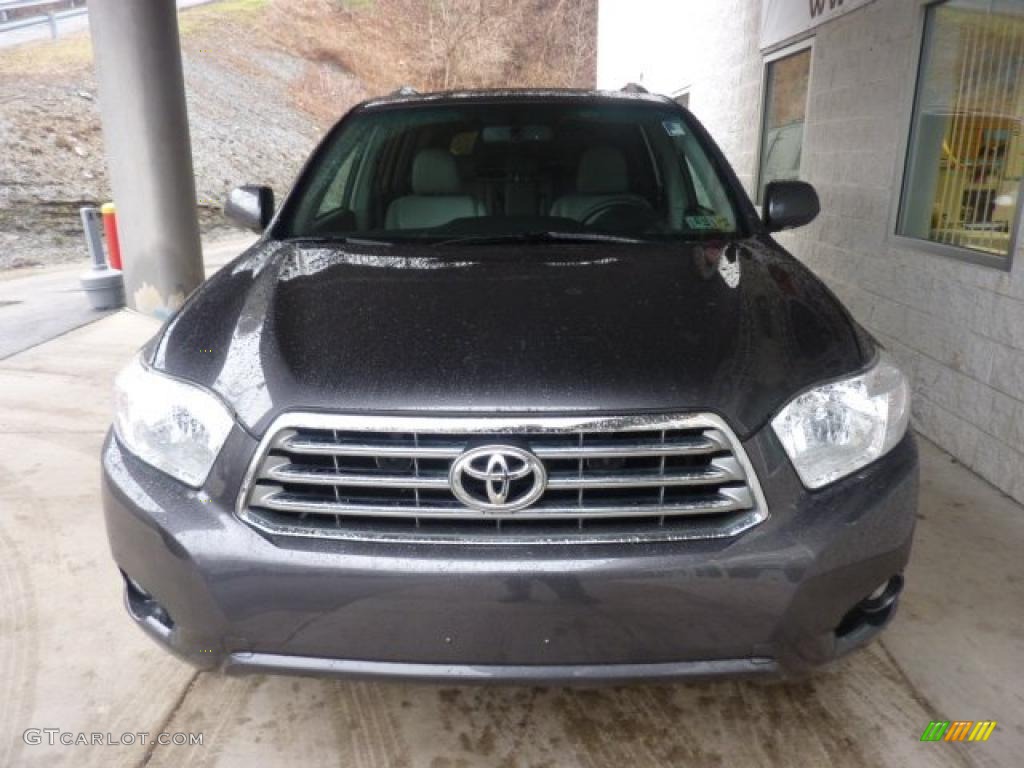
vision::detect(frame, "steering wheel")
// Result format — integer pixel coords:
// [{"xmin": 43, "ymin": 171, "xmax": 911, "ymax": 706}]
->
[{"xmin": 581, "ymin": 199, "xmax": 654, "ymax": 228}]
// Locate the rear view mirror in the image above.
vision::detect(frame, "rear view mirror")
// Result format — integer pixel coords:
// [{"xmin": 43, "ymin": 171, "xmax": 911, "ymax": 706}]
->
[
  {"xmin": 225, "ymin": 185, "xmax": 274, "ymax": 233},
  {"xmin": 481, "ymin": 125, "xmax": 553, "ymax": 143},
  {"xmin": 763, "ymin": 181, "xmax": 819, "ymax": 232}
]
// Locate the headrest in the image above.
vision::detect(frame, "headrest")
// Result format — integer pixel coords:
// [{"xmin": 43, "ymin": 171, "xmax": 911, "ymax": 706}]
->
[
  {"xmin": 576, "ymin": 146, "xmax": 629, "ymax": 194},
  {"xmin": 412, "ymin": 148, "xmax": 461, "ymax": 195}
]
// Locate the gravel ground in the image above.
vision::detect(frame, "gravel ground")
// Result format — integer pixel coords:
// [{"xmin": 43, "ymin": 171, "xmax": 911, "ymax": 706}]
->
[{"xmin": 0, "ymin": 8, "xmax": 323, "ymax": 270}]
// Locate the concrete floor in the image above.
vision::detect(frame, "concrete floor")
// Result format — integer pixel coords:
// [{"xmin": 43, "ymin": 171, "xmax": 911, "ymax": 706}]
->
[
  {"xmin": 0, "ymin": 236, "xmax": 254, "ymax": 360},
  {"xmin": 0, "ymin": 311, "xmax": 1021, "ymax": 767}
]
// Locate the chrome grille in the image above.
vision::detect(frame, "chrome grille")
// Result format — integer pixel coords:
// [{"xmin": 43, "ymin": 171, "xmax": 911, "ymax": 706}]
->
[{"xmin": 237, "ymin": 414, "xmax": 768, "ymax": 544}]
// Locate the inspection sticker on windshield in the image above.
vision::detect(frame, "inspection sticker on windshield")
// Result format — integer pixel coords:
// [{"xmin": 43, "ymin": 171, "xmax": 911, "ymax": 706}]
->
[
  {"xmin": 662, "ymin": 119, "xmax": 687, "ymax": 137},
  {"xmin": 686, "ymin": 215, "xmax": 730, "ymax": 230}
]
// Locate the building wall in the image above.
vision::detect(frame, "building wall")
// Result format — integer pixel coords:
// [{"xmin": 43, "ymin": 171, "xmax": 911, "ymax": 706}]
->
[{"xmin": 597, "ymin": 0, "xmax": 1024, "ymax": 505}]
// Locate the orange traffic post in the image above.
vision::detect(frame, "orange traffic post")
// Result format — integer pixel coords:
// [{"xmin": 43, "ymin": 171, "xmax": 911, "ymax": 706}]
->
[{"xmin": 100, "ymin": 202, "xmax": 123, "ymax": 270}]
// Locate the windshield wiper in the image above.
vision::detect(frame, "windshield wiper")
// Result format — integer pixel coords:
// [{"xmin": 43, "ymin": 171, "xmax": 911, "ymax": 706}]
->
[
  {"xmin": 285, "ymin": 235, "xmax": 394, "ymax": 247},
  {"xmin": 430, "ymin": 231, "xmax": 651, "ymax": 247}
]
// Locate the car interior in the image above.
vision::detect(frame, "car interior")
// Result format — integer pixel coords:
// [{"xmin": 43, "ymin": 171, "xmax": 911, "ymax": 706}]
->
[{"xmin": 284, "ymin": 102, "xmax": 739, "ymax": 240}]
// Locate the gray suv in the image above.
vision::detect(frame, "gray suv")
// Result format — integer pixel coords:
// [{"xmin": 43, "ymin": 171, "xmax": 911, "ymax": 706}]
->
[{"xmin": 103, "ymin": 89, "xmax": 917, "ymax": 682}]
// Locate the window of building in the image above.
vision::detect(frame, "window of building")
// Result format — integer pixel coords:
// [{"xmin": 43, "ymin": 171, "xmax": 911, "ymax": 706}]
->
[
  {"xmin": 757, "ymin": 46, "xmax": 812, "ymax": 203},
  {"xmin": 898, "ymin": 0, "xmax": 1024, "ymax": 268}
]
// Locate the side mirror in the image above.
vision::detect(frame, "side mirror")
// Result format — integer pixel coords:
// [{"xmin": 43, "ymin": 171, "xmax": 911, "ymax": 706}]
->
[
  {"xmin": 225, "ymin": 185, "xmax": 274, "ymax": 233},
  {"xmin": 763, "ymin": 180, "xmax": 819, "ymax": 232}
]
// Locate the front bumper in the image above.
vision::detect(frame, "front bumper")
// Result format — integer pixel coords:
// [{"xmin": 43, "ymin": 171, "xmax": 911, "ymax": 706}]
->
[{"xmin": 102, "ymin": 426, "xmax": 917, "ymax": 682}]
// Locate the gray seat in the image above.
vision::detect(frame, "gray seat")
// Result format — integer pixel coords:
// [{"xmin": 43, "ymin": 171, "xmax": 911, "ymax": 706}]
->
[
  {"xmin": 550, "ymin": 146, "xmax": 649, "ymax": 223},
  {"xmin": 385, "ymin": 149, "xmax": 486, "ymax": 230}
]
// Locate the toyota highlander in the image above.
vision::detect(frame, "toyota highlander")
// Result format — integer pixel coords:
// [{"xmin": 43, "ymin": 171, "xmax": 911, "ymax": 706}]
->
[{"xmin": 103, "ymin": 88, "xmax": 917, "ymax": 682}]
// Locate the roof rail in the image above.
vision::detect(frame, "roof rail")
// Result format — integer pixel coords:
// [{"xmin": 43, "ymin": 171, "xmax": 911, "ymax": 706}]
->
[
  {"xmin": 390, "ymin": 85, "xmax": 419, "ymax": 97},
  {"xmin": 621, "ymin": 82, "xmax": 648, "ymax": 94}
]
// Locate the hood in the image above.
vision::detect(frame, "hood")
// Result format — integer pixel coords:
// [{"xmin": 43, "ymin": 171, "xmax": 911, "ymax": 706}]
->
[{"xmin": 152, "ymin": 238, "xmax": 869, "ymax": 437}]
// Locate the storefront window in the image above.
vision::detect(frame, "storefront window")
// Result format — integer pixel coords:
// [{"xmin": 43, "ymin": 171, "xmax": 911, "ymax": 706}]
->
[
  {"xmin": 898, "ymin": 0, "xmax": 1024, "ymax": 266},
  {"xmin": 757, "ymin": 47, "xmax": 812, "ymax": 202}
]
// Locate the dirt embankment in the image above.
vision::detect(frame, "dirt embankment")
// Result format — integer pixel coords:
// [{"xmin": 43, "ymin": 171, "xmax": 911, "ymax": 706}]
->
[
  {"xmin": 0, "ymin": 0, "xmax": 596, "ymax": 271},
  {"xmin": 0, "ymin": 2, "xmax": 322, "ymax": 270}
]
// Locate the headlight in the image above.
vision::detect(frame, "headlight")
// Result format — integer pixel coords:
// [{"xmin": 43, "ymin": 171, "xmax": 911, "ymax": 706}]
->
[
  {"xmin": 771, "ymin": 350, "xmax": 910, "ymax": 489},
  {"xmin": 113, "ymin": 354, "xmax": 234, "ymax": 487}
]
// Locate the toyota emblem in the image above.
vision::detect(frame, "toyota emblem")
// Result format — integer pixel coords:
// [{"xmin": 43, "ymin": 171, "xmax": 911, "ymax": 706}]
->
[{"xmin": 449, "ymin": 445, "xmax": 547, "ymax": 512}]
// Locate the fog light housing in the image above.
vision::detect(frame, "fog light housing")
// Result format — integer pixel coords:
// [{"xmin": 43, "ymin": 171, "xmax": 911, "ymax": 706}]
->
[
  {"xmin": 859, "ymin": 574, "xmax": 903, "ymax": 614},
  {"xmin": 122, "ymin": 571, "xmax": 175, "ymax": 630},
  {"xmin": 868, "ymin": 581, "xmax": 890, "ymax": 600},
  {"xmin": 835, "ymin": 574, "xmax": 903, "ymax": 638}
]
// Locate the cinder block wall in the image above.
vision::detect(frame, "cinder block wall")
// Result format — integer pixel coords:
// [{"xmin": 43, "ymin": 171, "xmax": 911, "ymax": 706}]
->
[{"xmin": 633, "ymin": 0, "xmax": 1024, "ymax": 503}]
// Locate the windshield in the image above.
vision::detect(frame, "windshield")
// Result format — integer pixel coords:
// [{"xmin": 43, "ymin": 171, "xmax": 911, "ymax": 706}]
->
[{"xmin": 278, "ymin": 100, "xmax": 743, "ymax": 243}]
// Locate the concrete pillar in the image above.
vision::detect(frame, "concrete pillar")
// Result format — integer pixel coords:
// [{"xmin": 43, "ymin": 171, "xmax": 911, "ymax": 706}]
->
[{"xmin": 88, "ymin": 0, "xmax": 203, "ymax": 318}]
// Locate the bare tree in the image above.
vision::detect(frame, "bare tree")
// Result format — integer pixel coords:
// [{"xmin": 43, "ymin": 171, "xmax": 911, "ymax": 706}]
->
[
  {"xmin": 421, "ymin": 0, "xmax": 513, "ymax": 89},
  {"xmin": 271, "ymin": 0, "xmax": 598, "ymax": 126}
]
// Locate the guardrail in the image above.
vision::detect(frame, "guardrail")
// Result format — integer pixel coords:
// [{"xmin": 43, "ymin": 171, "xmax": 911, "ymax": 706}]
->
[{"xmin": 0, "ymin": 0, "xmax": 87, "ymax": 39}]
